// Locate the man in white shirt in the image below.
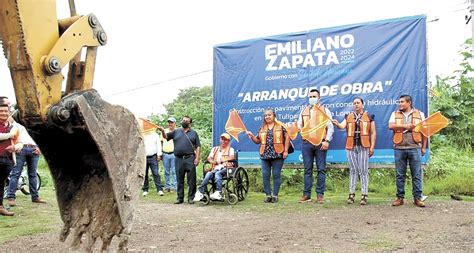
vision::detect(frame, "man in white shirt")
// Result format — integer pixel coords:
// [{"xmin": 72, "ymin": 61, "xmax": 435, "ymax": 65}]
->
[
  {"xmin": 142, "ymin": 129, "xmax": 164, "ymax": 196},
  {"xmin": 6, "ymin": 121, "xmax": 46, "ymax": 206}
]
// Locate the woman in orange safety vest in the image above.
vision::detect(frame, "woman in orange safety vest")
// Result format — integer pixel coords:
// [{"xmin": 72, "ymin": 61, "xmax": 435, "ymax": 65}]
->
[
  {"xmin": 246, "ymin": 108, "xmax": 290, "ymax": 203},
  {"xmin": 333, "ymin": 97, "xmax": 376, "ymax": 205}
]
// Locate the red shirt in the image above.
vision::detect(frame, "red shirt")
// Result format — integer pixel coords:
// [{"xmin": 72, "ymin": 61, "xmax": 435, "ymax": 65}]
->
[{"xmin": 0, "ymin": 122, "xmax": 13, "ymax": 156}]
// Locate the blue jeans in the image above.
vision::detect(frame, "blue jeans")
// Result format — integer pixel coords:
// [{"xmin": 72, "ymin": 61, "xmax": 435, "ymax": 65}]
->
[
  {"xmin": 261, "ymin": 158, "xmax": 284, "ymax": 197},
  {"xmin": 143, "ymin": 154, "xmax": 163, "ymax": 192},
  {"xmin": 395, "ymin": 148, "xmax": 423, "ymax": 199},
  {"xmin": 199, "ymin": 168, "xmax": 227, "ymax": 193},
  {"xmin": 7, "ymin": 147, "xmax": 40, "ymax": 200},
  {"xmin": 163, "ymin": 153, "xmax": 176, "ymax": 190},
  {"xmin": 302, "ymin": 140, "xmax": 327, "ymax": 197}
]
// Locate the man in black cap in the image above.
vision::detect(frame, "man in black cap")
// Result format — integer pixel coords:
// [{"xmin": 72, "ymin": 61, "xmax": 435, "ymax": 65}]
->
[{"xmin": 158, "ymin": 116, "xmax": 201, "ymax": 204}]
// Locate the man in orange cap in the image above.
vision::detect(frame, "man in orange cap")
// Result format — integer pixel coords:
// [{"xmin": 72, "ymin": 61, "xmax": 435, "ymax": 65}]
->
[{"xmin": 194, "ymin": 133, "xmax": 234, "ymax": 202}]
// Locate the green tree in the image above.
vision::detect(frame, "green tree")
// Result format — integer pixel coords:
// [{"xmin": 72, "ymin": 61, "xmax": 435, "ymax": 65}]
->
[
  {"xmin": 150, "ymin": 86, "xmax": 213, "ymax": 160},
  {"xmin": 430, "ymin": 39, "xmax": 474, "ymax": 150}
]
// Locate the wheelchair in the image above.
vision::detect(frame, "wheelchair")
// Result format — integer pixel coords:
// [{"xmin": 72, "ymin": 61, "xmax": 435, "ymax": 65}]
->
[{"xmin": 199, "ymin": 152, "xmax": 249, "ymax": 205}]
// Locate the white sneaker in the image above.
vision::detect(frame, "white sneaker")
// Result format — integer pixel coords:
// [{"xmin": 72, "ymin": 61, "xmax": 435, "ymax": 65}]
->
[
  {"xmin": 158, "ymin": 190, "xmax": 164, "ymax": 196},
  {"xmin": 210, "ymin": 191, "xmax": 222, "ymax": 200},
  {"xmin": 142, "ymin": 191, "xmax": 148, "ymax": 197},
  {"xmin": 193, "ymin": 191, "xmax": 204, "ymax": 202}
]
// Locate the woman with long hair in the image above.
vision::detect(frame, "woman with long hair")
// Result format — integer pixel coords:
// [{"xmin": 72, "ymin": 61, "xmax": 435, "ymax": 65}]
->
[{"xmin": 246, "ymin": 108, "xmax": 290, "ymax": 203}]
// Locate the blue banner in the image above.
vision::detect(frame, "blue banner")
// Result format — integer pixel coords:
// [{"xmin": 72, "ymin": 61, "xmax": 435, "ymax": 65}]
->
[{"xmin": 213, "ymin": 16, "xmax": 428, "ymax": 164}]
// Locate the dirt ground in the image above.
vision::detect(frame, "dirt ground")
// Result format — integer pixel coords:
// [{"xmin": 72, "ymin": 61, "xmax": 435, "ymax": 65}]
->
[{"xmin": 1, "ymin": 199, "xmax": 473, "ymax": 252}]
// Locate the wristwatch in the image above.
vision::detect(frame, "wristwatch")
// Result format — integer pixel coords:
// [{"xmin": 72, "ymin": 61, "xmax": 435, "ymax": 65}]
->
[{"xmin": 322, "ymin": 139, "xmax": 330, "ymax": 143}]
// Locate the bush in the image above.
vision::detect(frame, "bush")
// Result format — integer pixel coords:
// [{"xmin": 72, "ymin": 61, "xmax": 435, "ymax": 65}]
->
[
  {"xmin": 424, "ymin": 144, "xmax": 474, "ymax": 196},
  {"xmin": 425, "ymin": 167, "xmax": 474, "ymax": 196},
  {"xmin": 368, "ymin": 169, "xmax": 396, "ymax": 195},
  {"xmin": 430, "ymin": 39, "xmax": 474, "ymax": 151}
]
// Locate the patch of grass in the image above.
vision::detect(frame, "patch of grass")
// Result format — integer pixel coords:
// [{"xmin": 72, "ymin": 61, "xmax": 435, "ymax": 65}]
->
[
  {"xmin": 424, "ymin": 146, "xmax": 474, "ymax": 196},
  {"xmin": 0, "ymin": 158, "xmax": 58, "ymax": 244},
  {"xmin": 218, "ymin": 191, "xmax": 393, "ymax": 214},
  {"xmin": 141, "ymin": 189, "xmax": 178, "ymax": 203},
  {"xmin": 425, "ymin": 167, "xmax": 474, "ymax": 196},
  {"xmin": 362, "ymin": 236, "xmax": 401, "ymax": 251},
  {"xmin": 0, "ymin": 186, "xmax": 61, "ymax": 244},
  {"xmin": 144, "ymin": 185, "xmax": 474, "ymax": 217}
]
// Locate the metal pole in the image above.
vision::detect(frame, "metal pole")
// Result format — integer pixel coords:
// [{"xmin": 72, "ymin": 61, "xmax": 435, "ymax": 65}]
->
[{"xmin": 68, "ymin": 0, "xmax": 77, "ymax": 16}]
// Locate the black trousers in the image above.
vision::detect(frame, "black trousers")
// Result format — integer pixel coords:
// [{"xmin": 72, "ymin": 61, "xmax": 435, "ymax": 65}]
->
[
  {"xmin": 0, "ymin": 163, "xmax": 12, "ymax": 206},
  {"xmin": 175, "ymin": 155, "xmax": 196, "ymax": 201}
]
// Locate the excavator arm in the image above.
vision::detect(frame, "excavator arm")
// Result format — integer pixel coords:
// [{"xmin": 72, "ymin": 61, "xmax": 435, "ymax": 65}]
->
[
  {"xmin": 0, "ymin": 0, "xmax": 145, "ymax": 250},
  {"xmin": 0, "ymin": 0, "xmax": 105, "ymax": 123}
]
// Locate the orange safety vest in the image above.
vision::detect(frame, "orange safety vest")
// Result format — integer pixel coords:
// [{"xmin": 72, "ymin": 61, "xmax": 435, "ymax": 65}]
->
[
  {"xmin": 345, "ymin": 111, "xmax": 371, "ymax": 150},
  {"xmin": 301, "ymin": 105, "xmax": 327, "ymax": 146},
  {"xmin": 258, "ymin": 122, "xmax": 284, "ymax": 155},
  {"xmin": 392, "ymin": 110, "xmax": 422, "ymax": 144},
  {"xmin": 211, "ymin": 146, "xmax": 232, "ymax": 169}
]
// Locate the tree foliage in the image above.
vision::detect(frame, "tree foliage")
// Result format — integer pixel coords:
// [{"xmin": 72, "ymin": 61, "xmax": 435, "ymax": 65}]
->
[
  {"xmin": 150, "ymin": 86, "xmax": 213, "ymax": 160},
  {"xmin": 430, "ymin": 39, "xmax": 474, "ymax": 150}
]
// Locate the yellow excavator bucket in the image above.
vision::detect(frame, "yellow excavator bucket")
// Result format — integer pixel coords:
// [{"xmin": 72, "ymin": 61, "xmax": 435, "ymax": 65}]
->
[{"xmin": 0, "ymin": 0, "xmax": 145, "ymax": 250}]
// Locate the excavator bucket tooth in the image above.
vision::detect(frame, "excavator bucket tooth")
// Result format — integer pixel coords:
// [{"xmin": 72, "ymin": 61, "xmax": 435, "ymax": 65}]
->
[{"xmin": 27, "ymin": 90, "xmax": 145, "ymax": 250}]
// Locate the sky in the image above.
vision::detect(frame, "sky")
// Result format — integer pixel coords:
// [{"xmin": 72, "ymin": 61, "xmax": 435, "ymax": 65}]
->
[{"xmin": 0, "ymin": 0, "xmax": 470, "ymax": 117}]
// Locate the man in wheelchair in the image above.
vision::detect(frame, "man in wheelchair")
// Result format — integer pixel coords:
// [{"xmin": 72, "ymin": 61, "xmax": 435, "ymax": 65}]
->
[{"xmin": 194, "ymin": 133, "xmax": 234, "ymax": 202}]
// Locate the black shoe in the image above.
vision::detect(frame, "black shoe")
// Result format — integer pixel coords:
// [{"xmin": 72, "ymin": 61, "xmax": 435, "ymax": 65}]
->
[
  {"xmin": 174, "ymin": 200, "xmax": 184, "ymax": 204},
  {"xmin": 188, "ymin": 199, "xmax": 194, "ymax": 204},
  {"xmin": 264, "ymin": 196, "xmax": 272, "ymax": 203},
  {"xmin": 272, "ymin": 196, "xmax": 278, "ymax": 203}
]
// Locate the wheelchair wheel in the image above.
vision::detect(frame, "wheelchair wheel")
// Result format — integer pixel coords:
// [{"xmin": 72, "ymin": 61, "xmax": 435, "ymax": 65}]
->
[
  {"xmin": 202, "ymin": 192, "xmax": 211, "ymax": 205},
  {"xmin": 234, "ymin": 167, "xmax": 249, "ymax": 201},
  {"xmin": 20, "ymin": 172, "xmax": 42, "ymax": 196},
  {"xmin": 227, "ymin": 193, "xmax": 238, "ymax": 205},
  {"xmin": 3, "ymin": 178, "xmax": 9, "ymax": 198}
]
